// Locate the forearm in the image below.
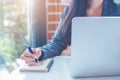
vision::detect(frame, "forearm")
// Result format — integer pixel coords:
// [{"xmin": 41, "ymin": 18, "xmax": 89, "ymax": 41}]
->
[
  {"xmin": 38, "ymin": 6, "xmax": 69, "ymax": 61},
  {"xmin": 39, "ymin": 35, "xmax": 67, "ymax": 60}
]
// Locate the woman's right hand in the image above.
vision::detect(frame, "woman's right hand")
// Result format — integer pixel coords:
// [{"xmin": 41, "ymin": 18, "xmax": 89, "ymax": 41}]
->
[{"xmin": 20, "ymin": 48, "xmax": 42, "ymax": 66}]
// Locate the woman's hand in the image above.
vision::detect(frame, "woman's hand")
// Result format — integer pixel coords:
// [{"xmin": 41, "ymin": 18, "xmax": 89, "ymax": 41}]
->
[
  {"xmin": 61, "ymin": 46, "xmax": 71, "ymax": 56},
  {"xmin": 20, "ymin": 48, "xmax": 42, "ymax": 66}
]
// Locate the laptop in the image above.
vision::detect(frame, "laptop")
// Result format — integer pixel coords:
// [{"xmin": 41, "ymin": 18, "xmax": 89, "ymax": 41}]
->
[{"xmin": 69, "ymin": 17, "xmax": 120, "ymax": 78}]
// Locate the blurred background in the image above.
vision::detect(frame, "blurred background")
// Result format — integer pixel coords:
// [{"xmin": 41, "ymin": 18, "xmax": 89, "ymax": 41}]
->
[
  {"xmin": 0, "ymin": 0, "xmax": 120, "ymax": 80},
  {"xmin": 0, "ymin": 0, "xmax": 70, "ymax": 79},
  {"xmin": 0, "ymin": 0, "xmax": 27, "ymax": 79},
  {"xmin": 0, "ymin": 0, "xmax": 27, "ymax": 71}
]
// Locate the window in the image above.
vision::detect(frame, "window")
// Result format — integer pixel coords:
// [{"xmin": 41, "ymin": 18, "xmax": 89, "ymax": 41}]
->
[{"xmin": 0, "ymin": 0, "xmax": 27, "ymax": 79}]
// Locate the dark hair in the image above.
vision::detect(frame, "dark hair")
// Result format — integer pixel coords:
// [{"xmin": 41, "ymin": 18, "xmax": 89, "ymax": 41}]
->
[
  {"xmin": 61, "ymin": 0, "xmax": 89, "ymax": 34},
  {"xmin": 60, "ymin": 0, "xmax": 114, "ymax": 41}
]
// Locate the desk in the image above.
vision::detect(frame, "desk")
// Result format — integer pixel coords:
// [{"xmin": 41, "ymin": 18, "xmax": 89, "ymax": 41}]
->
[{"xmin": 10, "ymin": 56, "xmax": 120, "ymax": 80}]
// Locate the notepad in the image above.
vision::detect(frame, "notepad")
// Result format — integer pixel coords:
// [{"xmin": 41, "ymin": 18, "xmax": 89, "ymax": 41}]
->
[{"xmin": 20, "ymin": 58, "xmax": 54, "ymax": 72}]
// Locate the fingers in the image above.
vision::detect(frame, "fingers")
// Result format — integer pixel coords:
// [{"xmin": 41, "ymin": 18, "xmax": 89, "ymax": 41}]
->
[
  {"xmin": 26, "ymin": 61, "xmax": 43, "ymax": 66},
  {"xmin": 35, "ymin": 48, "xmax": 41, "ymax": 57},
  {"xmin": 32, "ymin": 48, "xmax": 36, "ymax": 54},
  {"xmin": 21, "ymin": 54, "xmax": 37, "ymax": 66},
  {"xmin": 20, "ymin": 48, "xmax": 42, "ymax": 66},
  {"xmin": 61, "ymin": 46, "xmax": 71, "ymax": 56},
  {"xmin": 25, "ymin": 61, "xmax": 36, "ymax": 66},
  {"xmin": 21, "ymin": 55, "xmax": 35, "ymax": 62},
  {"xmin": 22, "ymin": 49, "xmax": 35, "ymax": 58}
]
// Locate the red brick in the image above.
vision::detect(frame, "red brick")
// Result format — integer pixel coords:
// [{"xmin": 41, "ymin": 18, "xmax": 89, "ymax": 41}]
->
[
  {"xmin": 48, "ymin": 5, "xmax": 65, "ymax": 12},
  {"xmin": 47, "ymin": 0, "xmax": 68, "ymax": 40},
  {"xmin": 48, "ymin": 24, "xmax": 57, "ymax": 31},
  {"xmin": 48, "ymin": 14, "xmax": 60, "ymax": 22}
]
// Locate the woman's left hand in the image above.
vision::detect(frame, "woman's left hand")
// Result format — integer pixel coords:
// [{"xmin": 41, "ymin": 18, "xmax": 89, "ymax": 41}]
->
[{"xmin": 61, "ymin": 46, "xmax": 71, "ymax": 56}]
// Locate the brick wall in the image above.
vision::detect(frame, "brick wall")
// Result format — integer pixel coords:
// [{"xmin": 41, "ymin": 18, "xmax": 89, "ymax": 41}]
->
[{"xmin": 46, "ymin": 0, "xmax": 70, "ymax": 41}]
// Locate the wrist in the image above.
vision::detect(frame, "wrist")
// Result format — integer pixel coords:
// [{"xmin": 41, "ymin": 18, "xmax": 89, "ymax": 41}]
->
[{"xmin": 38, "ymin": 50, "xmax": 44, "ymax": 61}]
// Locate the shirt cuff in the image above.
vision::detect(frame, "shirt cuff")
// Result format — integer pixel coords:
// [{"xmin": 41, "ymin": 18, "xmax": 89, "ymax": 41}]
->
[{"xmin": 38, "ymin": 50, "xmax": 45, "ymax": 61}]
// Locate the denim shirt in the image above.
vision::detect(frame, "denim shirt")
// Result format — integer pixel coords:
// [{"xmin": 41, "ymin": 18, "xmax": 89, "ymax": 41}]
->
[{"xmin": 40, "ymin": 0, "xmax": 120, "ymax": 60}]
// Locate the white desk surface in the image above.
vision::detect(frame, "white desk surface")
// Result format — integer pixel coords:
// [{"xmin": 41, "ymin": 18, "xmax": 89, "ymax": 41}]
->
[{"xmin": 10, "ymin": 56, "xmax": 120, "ymax": 80}]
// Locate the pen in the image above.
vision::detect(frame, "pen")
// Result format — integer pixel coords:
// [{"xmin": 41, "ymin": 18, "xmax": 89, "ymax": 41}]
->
[
  {"xmin": 28, "ymin": 46, "xmax": 39, "ymax": 63},
  {"xmin": 24, "ymin": 39, "xmax": 39, "ymax": 63}
]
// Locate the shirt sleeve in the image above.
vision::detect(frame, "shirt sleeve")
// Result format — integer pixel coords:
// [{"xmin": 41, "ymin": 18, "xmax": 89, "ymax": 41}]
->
[{"xmin": 39, "ymin": 6, "xmax": 69, "ymax": 60}]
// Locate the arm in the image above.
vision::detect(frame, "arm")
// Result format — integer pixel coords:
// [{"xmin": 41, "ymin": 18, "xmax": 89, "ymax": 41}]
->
[
  {"xmin": 20, "ymin": 6, "xmax": 69, "ymax": 66},
  {"xmin": 39, "ymin": 6, "xmax": 69, "ymax": 60}
]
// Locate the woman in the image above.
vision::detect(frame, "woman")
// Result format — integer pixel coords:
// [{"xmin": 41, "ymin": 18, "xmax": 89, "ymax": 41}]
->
[{"xmin": 21, "ymin": 0, "xmax": 120, "ymax": 66}]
